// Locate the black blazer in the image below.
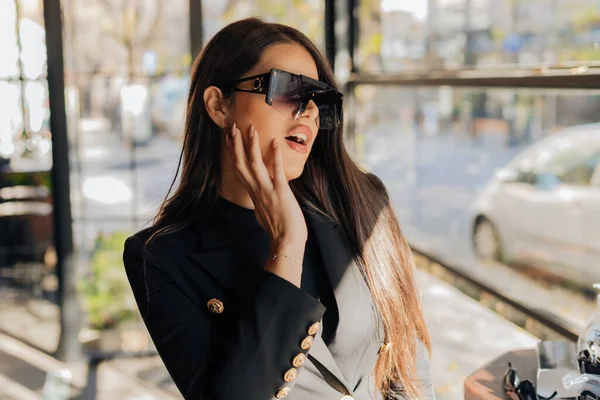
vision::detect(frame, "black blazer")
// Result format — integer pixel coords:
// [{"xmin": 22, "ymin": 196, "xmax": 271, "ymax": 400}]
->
[{"xmin": 123, "ymin": 203, "xmax": 435, "ymax": 400}]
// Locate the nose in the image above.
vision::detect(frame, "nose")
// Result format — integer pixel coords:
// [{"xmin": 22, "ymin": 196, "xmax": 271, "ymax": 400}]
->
[{"xmin": 301, "ymin": 100, "xmax": 319, "ymax": 124}]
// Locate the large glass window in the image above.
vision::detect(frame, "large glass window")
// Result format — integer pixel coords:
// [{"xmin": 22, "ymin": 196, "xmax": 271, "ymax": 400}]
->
[
  {"xmin": 0, "ymin": 0, "xmax": 56, "ymax": 352},
  {"xmin": 360, "ymin": 0, "xmax": 600, "ymax": 73},
  {"xmin": 60, "ymin": 0, "xmax": 191, "ymax": 352},
  {"xmin": 349, "ymin": 83, "xmax": 600, "ymax": 333},
  {"xmin": 352, "ymin": 0, "xmax": 600, "ymax": 339}
]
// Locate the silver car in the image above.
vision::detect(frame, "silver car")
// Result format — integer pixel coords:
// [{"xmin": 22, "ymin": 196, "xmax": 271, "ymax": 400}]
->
[{"xmin": 471, "ymin": 124, "xmax": 600, "ymax": 286}]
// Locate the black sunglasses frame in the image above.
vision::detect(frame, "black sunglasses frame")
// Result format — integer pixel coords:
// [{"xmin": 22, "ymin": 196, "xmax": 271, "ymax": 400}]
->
[{"xmin": 221, "ymin": 68, "xmax": 343, "ymax": 129}]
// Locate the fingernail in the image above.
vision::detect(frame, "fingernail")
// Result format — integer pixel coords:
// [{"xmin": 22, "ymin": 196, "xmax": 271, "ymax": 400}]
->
[
  {"xmin": 250, "ymin": 125, "xmax": 255, "ymax": 139},
  {"xmin": 231, "ymin": 123, "xmax": 237, "ymax": 138},
  {"xmin": 273, "ymin": 138, "xmax": 278, "ymax": 149}
]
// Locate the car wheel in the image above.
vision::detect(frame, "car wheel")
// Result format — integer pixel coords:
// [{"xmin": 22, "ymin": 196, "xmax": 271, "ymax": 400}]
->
[{"xmin": 473, "ymin": 217, "xmax": 503, "ymax": 261}]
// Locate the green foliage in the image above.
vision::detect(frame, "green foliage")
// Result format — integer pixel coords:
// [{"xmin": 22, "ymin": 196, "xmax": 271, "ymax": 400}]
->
[
  {"xmin": 222, "ymin": 0, "xmax": 324, "ymax": 45},
  {"xmin": 77, "ymin": 231, "xmax": 138, "ymax": 330},
  {"xmin": 362, "ymin": 33, "xmax": 383, "ymax": 57},
  {"xmin": 560, "ymin": 47, "xmax": 600, "ymax": 62},
  {"xmin": 0, "ymin": 171, "xmax": 51, "ymax": 190},
  {"xmin": 572, "ymin": 7, "xmax": 600, "ymax": 33}
]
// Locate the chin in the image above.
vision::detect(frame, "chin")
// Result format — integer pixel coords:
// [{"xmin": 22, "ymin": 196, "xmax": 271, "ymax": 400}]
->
[{"xmin": 284, "ymin": 163, "xmax": 305, "ymax": 181}]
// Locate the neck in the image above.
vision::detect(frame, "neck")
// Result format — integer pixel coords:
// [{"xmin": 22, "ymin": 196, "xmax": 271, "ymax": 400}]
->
[{"xmin": 219, "ymin": 160, "xmax": 255, "ymax": 210}]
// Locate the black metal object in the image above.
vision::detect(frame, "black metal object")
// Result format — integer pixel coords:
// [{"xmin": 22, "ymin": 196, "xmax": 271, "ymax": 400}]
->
[
  {"xmin": 348, "ymin": 67, "xmax": 600, "ymax": 90},
  {"xmin": 13, "ymin": 1, "xmax": 28, "ymax": 145},
  {"xmin": 347, "ymin": 0, "xmax": 357, "ymax": 73},
  {"xmin": 189, "ymin": 0, "xmax": 203, "ymax": 60},
  {"xmin": 325, "ymin": 0, "xmax": 335, "ymax": 69},
  {"xmin": 43, "ymin": 0, "xmax": 83, "ymax": 361}
]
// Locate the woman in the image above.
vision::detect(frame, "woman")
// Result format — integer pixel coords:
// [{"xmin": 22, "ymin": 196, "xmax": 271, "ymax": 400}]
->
[{"xmin": 123, "ymin": 17, "xmax": 435, "ymax": 400}]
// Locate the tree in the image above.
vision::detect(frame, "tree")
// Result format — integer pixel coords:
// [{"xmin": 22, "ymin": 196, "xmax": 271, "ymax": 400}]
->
[
  {"xmin": 63, "ymin": 0, "xmax": 182, "ymax": 116},
  {"xmin": 217, "ymin": 0, "xmax": 324, "ymax": 47}
]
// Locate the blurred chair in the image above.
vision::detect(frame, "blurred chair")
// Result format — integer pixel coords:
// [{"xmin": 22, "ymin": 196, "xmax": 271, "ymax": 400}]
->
[{"xmin": 0, "ymin": 185, "xmax": 54, "ymax": 298}]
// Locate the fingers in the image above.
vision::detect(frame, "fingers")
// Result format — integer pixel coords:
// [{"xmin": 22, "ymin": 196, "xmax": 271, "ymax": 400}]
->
[
  {"xmin": 272, "ymin": 138, "xmax": 287, "ymax": 187},
  {"xmin": 247, "ymin": 126, "xmax": 273, "ymax": 190},
  {"xmin": 228, "ymin": 123, "xmax": 257, "ymax": 193},
  {"xmin": 227, "ymin": 123, "xmax": 277, "ymax": 197}
]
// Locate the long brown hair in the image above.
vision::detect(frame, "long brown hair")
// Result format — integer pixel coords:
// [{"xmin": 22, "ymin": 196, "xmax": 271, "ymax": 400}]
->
[{"xmin": 151, "ymin": 17, "xmax": 431, "ymax": 399}]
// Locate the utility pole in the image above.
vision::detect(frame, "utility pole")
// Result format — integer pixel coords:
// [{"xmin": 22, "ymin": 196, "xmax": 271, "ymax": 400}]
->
[
  {"xmin": 189, "ymin": 0, "xmax": 203, "ymax": 59},
  {"xmin": 425, "ymin": 0, "xmax": 437, "ymax": 67},
  {"xmin": 464, "ymin": 0, "xmax": 476, "ymax": 67},
  {"xmin": 43, "ymin": 0, "xmax": 83, "ymax": 362}
]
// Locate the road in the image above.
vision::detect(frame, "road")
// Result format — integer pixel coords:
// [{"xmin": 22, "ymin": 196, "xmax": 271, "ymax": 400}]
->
[
  {"xmin": 67, "ymin": 118, "xmax": 595, "ymax": 331},
  {"xmin": 360, "ymin": 122, "xmax": 594, "ymax": 332},
  {"xmin": 68, "ymin": 120, "xmax": 182, "ymax": 252}
]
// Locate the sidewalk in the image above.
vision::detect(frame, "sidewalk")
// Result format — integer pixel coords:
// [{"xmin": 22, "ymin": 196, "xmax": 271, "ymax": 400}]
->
[
  {"xmin": 0, "ymin": 331, "xmax": 178, "ymax": 400},
  {"xmin": 416, "ymin": 269, "xmax": 539, "ymax": 399},
  {"xmin": 0, "ymin": 268, "xmax": 540, "ymax": 400}
]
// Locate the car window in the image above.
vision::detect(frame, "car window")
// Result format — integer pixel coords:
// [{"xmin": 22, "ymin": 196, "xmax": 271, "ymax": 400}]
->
[
  {"xmin": 515, "ymin": 170, "xmax": 537, "ymax": 185},
  {"xmin": 511, "ymin": 135, "xmax": 574, "ymax": 175},
  {"xmin": 540, "ymin": 148, "xmax": 600, "ymax": 186},
  {"xmin": 592, "ymin": 163, "xmax": 600, "ymax": 187},
  {"xmin": 509, "ymin": 132, "xmax": 600, "ymax": 187}
]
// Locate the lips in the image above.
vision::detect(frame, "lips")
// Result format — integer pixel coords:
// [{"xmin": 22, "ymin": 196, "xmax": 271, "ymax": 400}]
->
[{"xmin": 285, "ymin": 125, "xmax": 313, "ymax": 146}]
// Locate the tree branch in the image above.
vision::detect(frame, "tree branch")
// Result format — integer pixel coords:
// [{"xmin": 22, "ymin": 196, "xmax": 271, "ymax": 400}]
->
[{"xmin": 139, "ymin": 0, "xmax": 164, "ymax": 49}]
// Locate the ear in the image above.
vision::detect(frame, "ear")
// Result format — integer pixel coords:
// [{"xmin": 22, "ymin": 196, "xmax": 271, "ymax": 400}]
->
[{"xmin": 203, "ymin": 86, "xmax": 230, "ymax": 128}]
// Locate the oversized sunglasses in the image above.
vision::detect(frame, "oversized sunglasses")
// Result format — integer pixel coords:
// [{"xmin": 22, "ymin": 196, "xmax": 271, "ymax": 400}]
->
[
  {"xmin": 222, "ymin": 68, "xmax": 343, "ymax": 130},
  {"xmin": 503, "ymin": 362, "xmax": 557, "ymax": 400}
]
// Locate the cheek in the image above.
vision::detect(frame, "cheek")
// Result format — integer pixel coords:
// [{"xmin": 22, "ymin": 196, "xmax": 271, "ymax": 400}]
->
[
  {"xmin": 232, "ymin": 96, "xmax": 285, "ymax": 136},
  {"xmin": 232, "ymin": 97, "xmax": 287, "ymax": 149}
]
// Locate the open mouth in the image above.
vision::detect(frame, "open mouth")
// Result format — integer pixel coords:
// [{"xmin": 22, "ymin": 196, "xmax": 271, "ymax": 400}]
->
[{"xmin": 284, "ymin": 133, "xmax": 308, "ymax": 145}]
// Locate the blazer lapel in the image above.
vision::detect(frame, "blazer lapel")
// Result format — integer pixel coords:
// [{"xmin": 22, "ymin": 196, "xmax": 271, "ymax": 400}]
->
[
  {"xmin": 304, "ymin": 210, "xmax": 347, "ymax": 303},
  {"xmin": 188, "ymin": 209, "xmax": 258, "ymax": 296},
  {"xmin": 303, "ymin": 209, "xmax": 359, "ymax": 395},
  {"xmin": 308, "ymin": 331, "xmax": 353, "ymax": 394}
]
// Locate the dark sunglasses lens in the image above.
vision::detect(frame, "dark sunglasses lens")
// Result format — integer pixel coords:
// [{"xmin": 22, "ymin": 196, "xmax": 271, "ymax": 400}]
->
[
  {"xmin": 270, "ymin": 71, "xmax": 341, "ymax": 129},
  {"xmin": 315, "ymin": 101, "xmax": 340, "ymax": 130},
  {"xmin": 269, "ymin": 71, "xmax": 305, "ymax": 120}
]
